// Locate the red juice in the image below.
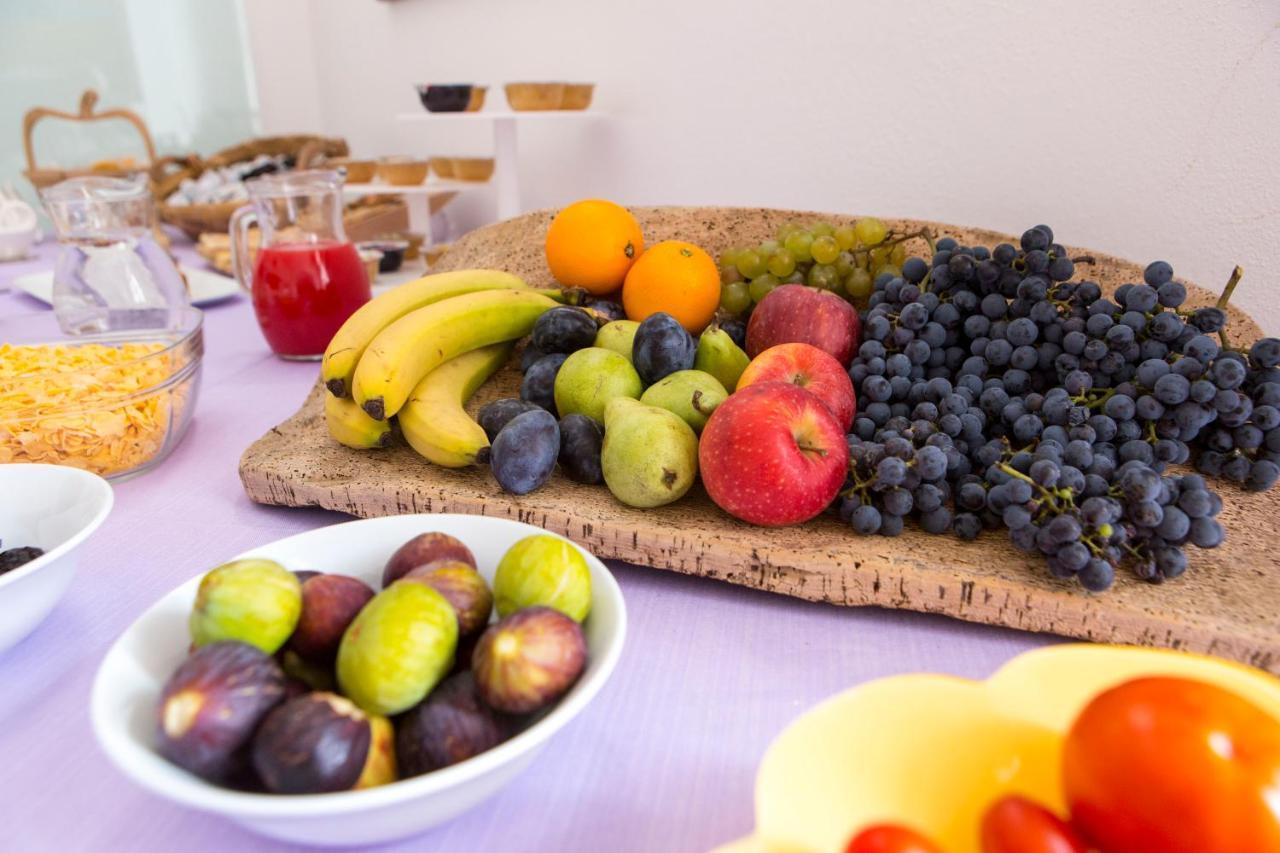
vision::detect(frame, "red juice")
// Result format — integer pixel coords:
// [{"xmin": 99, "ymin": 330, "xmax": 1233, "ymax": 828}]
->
[{"xmin": 251, "ymin": 241, "xmax": 371, "ymax": 359}]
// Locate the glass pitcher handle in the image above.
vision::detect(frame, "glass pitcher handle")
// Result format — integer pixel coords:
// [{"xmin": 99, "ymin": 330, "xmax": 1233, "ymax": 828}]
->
[{"xmin": 229, "ymin": 204, "xmax": 257, "ymax": 293}]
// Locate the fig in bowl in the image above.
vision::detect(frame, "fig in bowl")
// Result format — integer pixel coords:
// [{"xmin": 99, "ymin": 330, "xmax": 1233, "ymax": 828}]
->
[
  {"xmin": 493, "ymin": 534, "xmax": 592, "ymax": 622},
  {"xmin": 396, "ymin": 672, "xmax": 511, "ymax": 777},
  {"xmin": 336, "ymin": 580, "xmax": 459, "ymax": 716},
  {"xmin": 288, "ymin": 573, "xmax": 375, "ymax": 664},
  {"xmin": 91, "ymin": 514, "xmax": 625, "ymax": 847},
  {"xmin": 189, "ymin": 559, "xmax": 302, "ymax": 655},
  {"xmin": 382, "ymin": 531, "xmax": 476, "ymax": 587},
  {"xmin": 472, "ymin": 607, "xmax": 587, "ymax": 714},
  {"xmin": 156, "ymin": 641, "xmax": 287, "ymax": 783},
  {"xmin": 403, "ymin": 560, "xmax": 494, "ymax": 638},
  {"xmin": 252, "ymin": 692, "xmax": 395, "ymax": 794}
]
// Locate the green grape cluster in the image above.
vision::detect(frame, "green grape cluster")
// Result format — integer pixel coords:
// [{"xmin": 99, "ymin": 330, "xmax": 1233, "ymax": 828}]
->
[{"xmin": 716, "ymin": 217, "xmax": 907, "ymax": 316}]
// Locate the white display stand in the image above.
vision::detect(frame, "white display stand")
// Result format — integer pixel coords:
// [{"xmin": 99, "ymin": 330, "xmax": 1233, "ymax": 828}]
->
[
  {"xmin": 342, "ymin": 180, "xmax": 484, "ymax": 246},
  {"xmin": 394, "ymin": 110, "xmax": 604, "ymax": 221}
]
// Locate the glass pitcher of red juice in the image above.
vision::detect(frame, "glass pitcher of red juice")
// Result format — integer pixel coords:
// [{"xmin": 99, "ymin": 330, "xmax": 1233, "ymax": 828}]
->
[{"xmin": 230, "ymin": 170, "xmax": 371, "ymax": 359}]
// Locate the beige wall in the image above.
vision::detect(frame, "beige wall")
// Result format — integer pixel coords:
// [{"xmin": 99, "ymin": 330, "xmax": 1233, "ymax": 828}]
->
[{"xmin": 244, "ymin": 0, "xmax": 1280, "ymax": 332}]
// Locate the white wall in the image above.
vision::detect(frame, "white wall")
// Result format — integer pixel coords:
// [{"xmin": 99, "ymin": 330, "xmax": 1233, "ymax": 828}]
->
[{"xmin": 245, "ymin": 0, "xmax": 1280, "ymax": 332}]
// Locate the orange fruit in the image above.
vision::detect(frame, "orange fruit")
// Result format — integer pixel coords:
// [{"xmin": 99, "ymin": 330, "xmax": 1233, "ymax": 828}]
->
[
  {"xmin": 544, "ymin": 199, "xmax": 644, "ymax": 295},
  {"xmin": 622, "ymin": 240, "xmax": 721, "ymax": 333}
]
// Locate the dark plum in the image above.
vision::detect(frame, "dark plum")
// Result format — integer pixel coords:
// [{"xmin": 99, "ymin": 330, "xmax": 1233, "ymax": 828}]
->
[
  {"xmin": 478, "ymin": 398, "xmax": 541, "ymax": 442},
  {"xmin": 251, "ymin": 692, "xmax": 395, "ymax": 794},
  {"xmin": 396, "ymin": 672, "xmax": 510, "ymax": 777},
  {"xmin": 632, "ymin": 312, "xmax": 696, "ymax": 385},
  {"xmin": 519, "ymin": 344, "xmax": 548, "ymax": 373},
  {"xmin": 490, "ymin": 409, "xmax": 559, "ymax": 494},
  {"xmin": 520, "ymin": 352, "xmax": 568, "ymax": 415},
  {"xmin": 583, "ymin": 297, "xmax": 626, "ymax": 323},
  {"xmin": 382, "ymin": 531, "xmax": 476, "ymax": 587},
  {"xmin": 558, "ymin": 414, "xmax": 604, "ymax": 484},
  {"xmin": 530, "ymin": 306, "xmax": 598, "ymax": 354},
  {"xmin": 719, "ymin": 318, "xmax": 747, "ymax": 350},
  {"xmin": 156, "ymin": 641, "xmax": 287, "ymax": 782}
]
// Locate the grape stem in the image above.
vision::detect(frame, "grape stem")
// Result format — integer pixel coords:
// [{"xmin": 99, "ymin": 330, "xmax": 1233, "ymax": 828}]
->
[
  {"xmin": 1070, "ymin": 254, "xmax": 1098, "ymax": 265},
  {"xmin": 846, "ymin": 228, "xmax": 935, "ymax": 261},
  {"xmin": 1215, "ymin": 265, "xmax": 1244, "ymax": 349}
]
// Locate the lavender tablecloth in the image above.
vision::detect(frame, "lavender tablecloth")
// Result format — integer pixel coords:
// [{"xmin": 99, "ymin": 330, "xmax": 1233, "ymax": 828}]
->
[{"xmin": 0, "ymin": 240, "xmax": 1053, "ymax": 852}]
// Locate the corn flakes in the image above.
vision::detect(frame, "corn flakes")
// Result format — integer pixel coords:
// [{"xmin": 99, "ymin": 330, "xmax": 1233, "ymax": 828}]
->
[{"xmin": 0, "ymin": 342, "xmax": 185, "ymax": 477}]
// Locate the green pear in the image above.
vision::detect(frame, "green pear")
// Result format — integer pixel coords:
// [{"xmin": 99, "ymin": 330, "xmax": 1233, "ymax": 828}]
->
[
  {"xmin": 639, "ymin": 369, "xmax": 727, "ymax": 434},
  {"xmin": 594, "ymin": 320, "xmax": 640, "ymax": 362},
  {"xmin": 601, "ymin": 398, "xmax": 699, "ymax": 508},
  {"xmin": 694, "ymin": 325, "xmax": 750, "ymax": 391},
  {"xmin": 553, "ymin": 347, "xmax": 642, "ymax": 423}
]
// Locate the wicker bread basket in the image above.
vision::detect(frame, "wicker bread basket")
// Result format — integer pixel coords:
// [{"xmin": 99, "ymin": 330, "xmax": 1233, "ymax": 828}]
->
[{"xmin": 156, "ymin": 135, "xmax": 349, "ymax": 238}]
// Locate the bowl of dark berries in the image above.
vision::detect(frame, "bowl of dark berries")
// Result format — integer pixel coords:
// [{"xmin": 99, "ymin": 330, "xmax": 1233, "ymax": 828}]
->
[{"xmin": 0, "ymin": 463, "xmax": 113, "ymax": 653}]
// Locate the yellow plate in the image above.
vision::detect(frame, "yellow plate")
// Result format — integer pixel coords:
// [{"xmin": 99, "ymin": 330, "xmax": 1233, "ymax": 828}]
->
[{"xmin": 718, "ymin": 644, "xmax": 1280, "ymax": 853}]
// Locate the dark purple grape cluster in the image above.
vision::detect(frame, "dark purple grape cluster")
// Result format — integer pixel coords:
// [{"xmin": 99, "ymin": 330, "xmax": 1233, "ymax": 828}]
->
[{"xmin": 839, "ymin": 223, "xmax": 1269, "ymax": 591}]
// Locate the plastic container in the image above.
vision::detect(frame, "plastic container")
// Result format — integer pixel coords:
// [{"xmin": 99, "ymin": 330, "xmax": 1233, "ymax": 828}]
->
[{"xmin": 0, "ymin": 307, "xmax": 203, "ymax": 481}]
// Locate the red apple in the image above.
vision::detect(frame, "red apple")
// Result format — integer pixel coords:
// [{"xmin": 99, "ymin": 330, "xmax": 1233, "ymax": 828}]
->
[
  {"xmin": 699, "ymin": 381, "xmax": 849, "ymax": 526},
  {"xmin": 745, "ymin": 284, "xmax": 861, "ymax": 366},
  {"xmin": 735, "ymin": 342, "xmax": 856, "ymax": 430}
]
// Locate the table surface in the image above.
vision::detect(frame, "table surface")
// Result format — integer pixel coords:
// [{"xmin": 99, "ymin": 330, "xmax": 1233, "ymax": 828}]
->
[{"xmin": 0, "ymin": 239, "xmax": 1054, "ymax": 853}]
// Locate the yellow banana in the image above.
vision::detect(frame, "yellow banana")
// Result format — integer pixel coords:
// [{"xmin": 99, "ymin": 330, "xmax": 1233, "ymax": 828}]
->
[
  {"xmin": 398, "ymin": 342, "xmax": 514, "ymax": 467},
  {"xmin": 353, "ymin": 289, "xmax": 558, "ymax": 420},
  {"xmin": 325, "ymin": 393, "xmax": 392, "ymax": 449},
  {"xmin": 322, "ymin": 268, "xmax": 541, "ymax": 398}
]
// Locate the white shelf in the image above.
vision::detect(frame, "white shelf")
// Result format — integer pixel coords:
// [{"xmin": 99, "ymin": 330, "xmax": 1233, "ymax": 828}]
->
[
  {"xmin": 396, "ymin": 110, "xmax": 602, "ymax": 123},
  {"xmin": 343, "ymin": 180, "xmax": 487, "ymax": 197}
]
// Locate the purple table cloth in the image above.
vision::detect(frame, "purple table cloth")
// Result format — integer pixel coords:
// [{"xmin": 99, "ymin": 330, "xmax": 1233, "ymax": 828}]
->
[{"xmin": 0, "ymin": 239, "xmax": 1053, "ymax": 852}]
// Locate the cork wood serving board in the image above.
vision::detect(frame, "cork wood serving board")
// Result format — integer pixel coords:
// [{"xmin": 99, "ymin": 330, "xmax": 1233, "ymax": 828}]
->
[{"xmin": 241, "ymin": 208, "xmax": 1280, "ymax": 672}]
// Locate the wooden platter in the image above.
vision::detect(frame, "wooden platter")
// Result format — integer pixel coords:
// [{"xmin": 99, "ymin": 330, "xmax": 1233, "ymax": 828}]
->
[{"xmin": 240, "ymin": 207, "xmax": 1280, "ymax": 672}]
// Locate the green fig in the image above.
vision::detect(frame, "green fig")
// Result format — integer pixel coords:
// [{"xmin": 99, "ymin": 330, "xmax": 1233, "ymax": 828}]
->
[
  {"xmin": 694, "ymin": 325, "xmax": 750, "ymax": 391},
  {"xmin": 639, "ymin": 369, "xmax": 727, "ymax": 434},
  {"xmin": 190, "ymin": 559, "xmax": 302, "ymax": 655},
  {"xmin": 601, "ymin": 398, "xmax": 699, "ymax": 508},
  {"xmin": 553, "ymin": 347, "xmax": 643, "ymax": 423},
  {"xmin": 594, "ymin": 320, "xmax": 639, "ymax": 363}
]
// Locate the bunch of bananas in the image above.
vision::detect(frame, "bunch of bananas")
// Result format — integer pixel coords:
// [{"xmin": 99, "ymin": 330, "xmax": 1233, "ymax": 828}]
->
[{"xmin": 322, "ymin": 269, "xmax": 562, "ymax": 466}]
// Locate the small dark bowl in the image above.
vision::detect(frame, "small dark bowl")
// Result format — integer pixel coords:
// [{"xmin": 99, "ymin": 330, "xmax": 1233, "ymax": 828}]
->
[
  {"xmin": 416, "ymin": 84, "xmax": 472, "ymax": 113},
  {"xmin": 359, "ymin": 240, "xmax": 410, "ymax": 273}
]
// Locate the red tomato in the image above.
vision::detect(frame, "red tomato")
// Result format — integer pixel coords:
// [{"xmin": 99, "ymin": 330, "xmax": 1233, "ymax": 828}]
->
[
  {"xmin": 980, "ymin": 795, "xmax": 1087, "ymax": 853},
  {"xmin": 1062, "ymin": 676, "xmax": 1280, "ymax": 853},
  {"xmin": 845, "ymin": 824, "xmax": 942, "ymax": 853}
]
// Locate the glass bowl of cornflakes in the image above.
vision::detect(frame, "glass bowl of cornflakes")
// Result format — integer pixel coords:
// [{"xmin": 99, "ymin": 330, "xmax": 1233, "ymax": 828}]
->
[{"xmin": 0, "ymin": 308, "xmax": 203, "ymax": 481}]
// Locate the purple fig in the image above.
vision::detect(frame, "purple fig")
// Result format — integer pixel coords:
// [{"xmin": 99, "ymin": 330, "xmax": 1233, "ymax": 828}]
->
[
  {"xmin": 382, "ymin": 532, "xmax": 475, "ymax": 588},
  {"xmin": 156, "ymin": 641, "xmax": 286, "ymax": 782},
  {"xmin": 403, "ymin": 560, "xmax": 493, "ymax": 638},
  {"xmin": 472, "ymin": 607, "xmax": 587, "ymax": 714},
  {"xmin": 395, "ymin": 672, "xmax": 510, "ymax": 777},
  {"xmin": 251, "ymin": 692, "xmax": 395, "ymax": 794},
  {"xmin": 288, "ymin": 574, "xmax": 375, "ymax": 663}
]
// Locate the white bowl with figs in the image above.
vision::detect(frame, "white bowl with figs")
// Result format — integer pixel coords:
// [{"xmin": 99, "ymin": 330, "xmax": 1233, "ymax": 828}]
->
[{"xmin": 91, "ymin": 514, "xmax": 626, "ymax": 846}]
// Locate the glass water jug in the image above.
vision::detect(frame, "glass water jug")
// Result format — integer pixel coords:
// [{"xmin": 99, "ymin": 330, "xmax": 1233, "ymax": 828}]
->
[{"xmin": 40, "ymin": 176, "xmax": 188, "ymax": 335}]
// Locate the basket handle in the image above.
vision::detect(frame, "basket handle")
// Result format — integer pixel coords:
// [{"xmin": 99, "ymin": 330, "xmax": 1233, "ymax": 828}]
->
[{"xmin": 22, "ymin": 89, "xmax": 159, "ymax": 173}]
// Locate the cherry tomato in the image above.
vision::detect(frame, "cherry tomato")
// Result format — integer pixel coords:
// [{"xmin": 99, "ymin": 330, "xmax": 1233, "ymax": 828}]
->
[
  {"xmin": 845, "ymin": 823, "xmax": 942, "ymax": 853},
  {"xmin": 1062, "ymin": 676, "xmax": 1280, "ymax": 853},
  {"xmin": 980, "ymin": 795, "xmax": 1087, "ymax": 853}
]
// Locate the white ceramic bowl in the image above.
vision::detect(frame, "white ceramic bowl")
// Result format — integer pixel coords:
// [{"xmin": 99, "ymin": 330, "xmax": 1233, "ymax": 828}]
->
[
  {"xmin": 91, "ymin": 514, "xmax": 626, "ymax": 847},
  {"xmin": 0, "ymin": 464, "xmax": 113, "ymax": 653}
]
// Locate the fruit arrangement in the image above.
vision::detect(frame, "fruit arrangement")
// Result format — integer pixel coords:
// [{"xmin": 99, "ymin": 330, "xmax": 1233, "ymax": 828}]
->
[
  {"xmin": 842, "ymin": 675, "xmax": 1280, "ymax": 853},
  {"xmin": 322, "ymin": 199, "xmax": 1280, "ymax": 596},
  {"xmin": 153, "ymin": 531, "xmax": 592, "ymax": 794}
]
